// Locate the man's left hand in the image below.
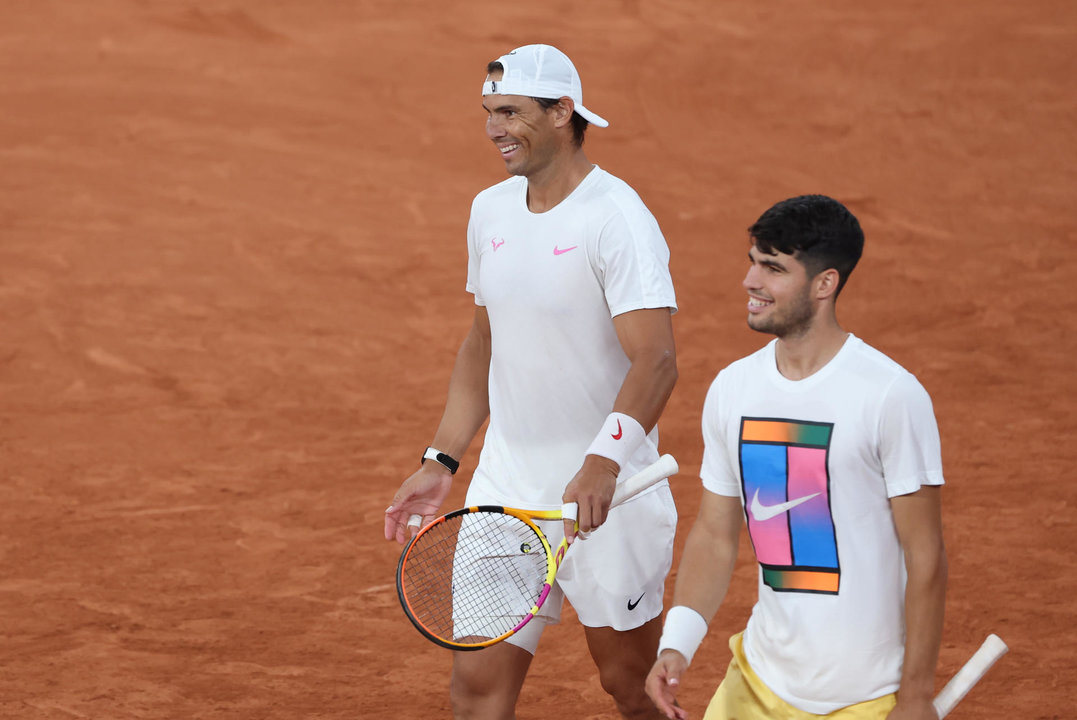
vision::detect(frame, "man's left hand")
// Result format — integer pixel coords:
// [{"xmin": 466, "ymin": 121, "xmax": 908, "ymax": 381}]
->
[{"xmin": 561, "ymin": 454, "xmax": 620, "ymax": 541}]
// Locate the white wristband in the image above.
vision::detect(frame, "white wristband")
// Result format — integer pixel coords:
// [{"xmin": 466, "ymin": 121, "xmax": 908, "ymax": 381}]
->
[
  {"xmin": 657, "ymin": 605, "xmax": 708, "ymax": 666},
  {"xmin": 585, "ymin": 412, "xmax": 646, "ymax": 470}
]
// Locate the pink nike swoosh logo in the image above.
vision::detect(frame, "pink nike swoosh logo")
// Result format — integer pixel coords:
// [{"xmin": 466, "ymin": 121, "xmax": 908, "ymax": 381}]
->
[
  {"xmin": 553, "ymin": 245, "xmax": 577, "ymax": 255},
  {"xmin": 612, "ymin": 420, "xmax": 623, "ymax": 440}
]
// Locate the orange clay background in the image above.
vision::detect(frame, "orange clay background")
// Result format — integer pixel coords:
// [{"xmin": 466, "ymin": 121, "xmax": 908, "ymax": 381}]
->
[{"xmin": 1, "ymin": 1, "xmax": 1074, "ymax": 718}]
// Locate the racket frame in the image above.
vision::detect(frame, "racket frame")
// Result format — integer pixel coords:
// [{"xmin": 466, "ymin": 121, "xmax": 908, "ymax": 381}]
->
[
  {"xmin": 396, "ymin": 504, "xmax": 564, "ymax": 651},
  {"xmin": 396, "ymin": 454, "xmax": 678, "ymax": 651}
]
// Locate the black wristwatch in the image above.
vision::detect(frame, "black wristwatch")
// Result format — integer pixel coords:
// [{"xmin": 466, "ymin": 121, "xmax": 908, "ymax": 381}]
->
[{"xmin": 421, "ymin": 447, "xmax": 459, "ymax": 475}]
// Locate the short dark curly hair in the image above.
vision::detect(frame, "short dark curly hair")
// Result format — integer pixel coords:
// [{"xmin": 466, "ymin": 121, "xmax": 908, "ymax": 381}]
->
[{"xmin": 749, "ymin": 195, "xmax": 865, "ymax": 295}]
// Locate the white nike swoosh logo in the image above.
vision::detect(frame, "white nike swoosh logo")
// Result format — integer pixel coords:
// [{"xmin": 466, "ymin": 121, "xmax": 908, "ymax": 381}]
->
[{"xmin": 749, "ymin": 489, "xmax": 821, "ymax": 522}]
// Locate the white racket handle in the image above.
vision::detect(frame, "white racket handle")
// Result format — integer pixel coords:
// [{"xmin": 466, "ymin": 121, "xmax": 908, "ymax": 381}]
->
[
  {"xmin": 560, "ymin": 454, "xmax": 679, "ymax": 522},
  {"xmin": 933, "ymin": 634, "xmax": 1008, "ymax": 718}
]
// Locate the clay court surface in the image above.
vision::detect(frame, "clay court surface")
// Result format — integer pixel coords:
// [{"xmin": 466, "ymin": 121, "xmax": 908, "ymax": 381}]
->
[{"xmin": 1, "ymin": 1, "xmax": 1074, "ymax": 718}]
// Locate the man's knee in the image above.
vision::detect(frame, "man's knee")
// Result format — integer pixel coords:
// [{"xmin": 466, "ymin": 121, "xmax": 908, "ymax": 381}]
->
[
  {"xmin": 597, "ymin": 658, "xmax": 644, "ymax": 696},
  {"xmin": 594, "ymin": 650, "xmax": 659, "ymax": 718},
  {"xmin": 450, "ymin": 645, "xmax": 532, "ymax": 720},
  {"xmin": 589, "ymin": 620, "xmax": 664, "ymax": 718},
  {"xmin": 450, "ymin": 667, "xmax": 515, "ymax": 719}
]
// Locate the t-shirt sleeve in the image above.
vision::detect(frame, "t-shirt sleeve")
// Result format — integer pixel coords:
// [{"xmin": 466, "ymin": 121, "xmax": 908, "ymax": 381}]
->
[
  {"xmin": 700, "ymin": 373, "xmax": 742, "ymax": 497},
  {"xmin": 878, "ymin": 372, "xmax": 945, "ymax": 498},
  {"xmin": 595, "ymin": 201, "xmax": 677, "ymax": 317}
]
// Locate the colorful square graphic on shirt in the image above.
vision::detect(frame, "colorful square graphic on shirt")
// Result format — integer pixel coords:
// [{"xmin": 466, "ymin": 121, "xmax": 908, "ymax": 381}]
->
[{"xmin": 739, "ymin": 418, "xmax": 839, "ymax": 594}]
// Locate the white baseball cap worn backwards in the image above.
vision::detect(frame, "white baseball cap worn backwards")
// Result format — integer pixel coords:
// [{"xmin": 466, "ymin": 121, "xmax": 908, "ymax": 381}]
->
[{"xmin": 482, "ymin": 44, "xmax": 609, "ymax": 128}]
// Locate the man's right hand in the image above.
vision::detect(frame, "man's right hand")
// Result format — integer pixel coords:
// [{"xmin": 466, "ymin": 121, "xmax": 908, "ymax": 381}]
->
[
  {"xmin": 384, "ymin": 463, "xmax": 454, "ymax": 544},
  {"xmin": 645, "ymin": 650, "xmax": 690, "ymax": 720}
]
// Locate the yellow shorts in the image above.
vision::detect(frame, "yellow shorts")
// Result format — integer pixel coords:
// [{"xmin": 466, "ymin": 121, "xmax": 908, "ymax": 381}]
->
[{"xmin": 703, "ymin": 633, "xmax": 897, "ymax": 720}]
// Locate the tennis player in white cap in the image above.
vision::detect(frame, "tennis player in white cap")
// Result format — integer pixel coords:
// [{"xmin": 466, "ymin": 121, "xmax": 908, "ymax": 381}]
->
[{"xmin": 385, "ymin": 44, "xmax": 679, "ymax": 719}]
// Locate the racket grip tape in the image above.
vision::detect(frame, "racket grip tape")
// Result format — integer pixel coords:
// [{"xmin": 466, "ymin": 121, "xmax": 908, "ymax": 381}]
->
[
  {"xmin": 612, "ymin": 454, "xmax": 679, "ymax": 506},
  {"xmin": 933, "ymin": 634, "xmax": 1008, "ymax": 718}
]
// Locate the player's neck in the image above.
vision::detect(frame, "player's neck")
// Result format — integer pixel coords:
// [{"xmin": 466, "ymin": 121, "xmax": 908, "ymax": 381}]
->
[
  {"xmin": 774, "ymin": 317, "xmax": 849, "ymax": 381},
  {"xmin": 525, "ymin": 149, "xmax": 593, "ymax": 213}
]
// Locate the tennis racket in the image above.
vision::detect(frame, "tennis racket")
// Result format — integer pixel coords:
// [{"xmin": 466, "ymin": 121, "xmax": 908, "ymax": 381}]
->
[
  {"xmin": 933, "ymin": 633, "xmax": 1008, "ymax": 718},
  {"xmin": 396, "ymin": 453, "xmax": 679, "ymax": 650}
]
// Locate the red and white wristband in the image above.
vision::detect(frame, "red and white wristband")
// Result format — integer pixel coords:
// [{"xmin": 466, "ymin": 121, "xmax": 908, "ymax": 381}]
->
[
  {"xmin": 657, "ymin": 605, "xmax": 709, "ymax": 665},
  {"xmin": 585, "ymin": 411, "xmax": 646, "ymax": 470}
]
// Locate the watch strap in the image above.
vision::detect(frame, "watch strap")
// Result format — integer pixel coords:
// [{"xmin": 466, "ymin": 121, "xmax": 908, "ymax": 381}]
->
[{"xmin": 421, "ymin": 447, "xmax": 459, "ymax": 475}]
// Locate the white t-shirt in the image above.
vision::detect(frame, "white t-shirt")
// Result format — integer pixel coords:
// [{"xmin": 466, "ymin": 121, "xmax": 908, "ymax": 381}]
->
[
  {"xmin": 465, "ymin": 166, "xmax": 677, "ymax": 509},
  {"xmin": 701, "ymin": 335, "xmax": 944, "ymax": 714}
]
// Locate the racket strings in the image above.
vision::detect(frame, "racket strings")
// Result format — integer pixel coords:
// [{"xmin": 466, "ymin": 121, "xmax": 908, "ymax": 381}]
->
[{"xmin": 400, "ymin": 511, "xmax": 550, "ymax": 644}]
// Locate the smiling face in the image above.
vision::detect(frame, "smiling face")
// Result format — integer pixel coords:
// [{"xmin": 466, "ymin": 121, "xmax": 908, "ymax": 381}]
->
[
  {"xmin": 743, "ymin": 243, "xmax": 818, "ymax": 338},
  {"xmin": 482, "ymin": 69, "xmax": 565, "ymax": 178}
]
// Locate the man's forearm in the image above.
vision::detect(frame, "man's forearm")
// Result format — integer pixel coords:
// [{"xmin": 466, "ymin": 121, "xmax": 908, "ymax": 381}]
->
[
  {"xmin": 898, "ymin": 545, "xmax": 948, "ymax": 700},
  {"xmin": 608, "ymin": 307, "xmax": 677, "ymax": 433},
  {"xmin": 429, "ymin": 317, "xmax": 491, "ymax": 461},
  {"xmin": 612, "ymin": 345, "xmax": 678, "ymax": 432},
  {"xmin": 672, "ymin": 492, "xmax": 743, "ymax": 622}
]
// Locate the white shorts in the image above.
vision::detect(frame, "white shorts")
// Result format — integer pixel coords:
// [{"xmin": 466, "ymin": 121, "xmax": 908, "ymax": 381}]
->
[{"xmin": 463, "ymin": 483, "xmax": 677, "ymax": 654}]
